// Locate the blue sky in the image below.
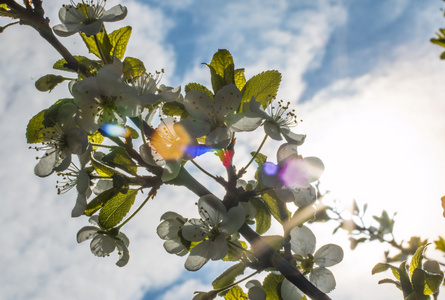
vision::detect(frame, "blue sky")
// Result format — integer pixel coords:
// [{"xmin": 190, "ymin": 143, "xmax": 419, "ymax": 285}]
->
[{"xmin": 1, "ymin": 0, "xmax": 445, "ymax": 299}]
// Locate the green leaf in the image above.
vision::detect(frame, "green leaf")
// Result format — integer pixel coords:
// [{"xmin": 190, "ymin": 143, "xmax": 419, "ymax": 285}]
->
[
  {"xmin": 91, "ymin": 159, "xmax": 115, "ymax": 177},
  {"xmin": 252, "ymin": 152, "xmax": 267, "ymax": 167},
  {"xmin": 80, "ymin": 30, "xmax": 113, "ymax": 62},
  {"xmin": 42, "ymin": 98, "xmax": 74, "ymax": 127},
  {"xmin": 85, "ymin": 188, "xmax": 119, "ymax": 216},
  {"xmin": 250, "ymin": 197, "xmax": 271, "ymax": 234},
  {"xmin": 261, "ymin": 190, "xmax": 290, "ymax": 224},
  {"xmin": 399, "ymin": 261, "xmax": 414, "ymax": 298},
  {"xmin": 162, "ymin": 101, "xmax": 186, "ymax": 117},
  {"xmin": 102, "ymin": 146, "xmax": 138, "ymax": 176},
  {"xmin": 223, "ymin": 286, "xmax": 248, "ymax": 300},
  {"xmin": 372, "ymin": 263, "xmax": 396, "ymax": 275},
  {"xmin": 410, "ymin": 245, "xmax": 428, "ymax": 279},
  {"xmin": 88, "ymin": 131, "xmax": 105, "ymax": 147},
  {"xmin": 234, "ymin": 68, "xmax": 246, "ymax": 91},
  {"xmin": 35, "ymin": 75, "xmax": 69, "ymax": 92},
  {"xmin": 224, "ymin": 240, "xmax": 247, "ymax": 262},
  {"xmin": 241, "ymin": 70, "xmax": 281, "ymax": 108},
  {"xmin": 378, "ymin": 278, "xmax": 402, "ymax": 290},
  {"xmin": 111, "ymin": 173, "xmax": 130, "ymax": 193},
  {"xmin": 206, "ymin": 49, "xmax": 235, "ymax": 93},
  {"xmin": 262, "ymin": 273, "xmax": 283, "ymax": 300},
  {"xmin": 373, "ymin": 210, "xmax": 394, "ymax": 234},
  {"xmin": 184, "ymin": 82, "xmax": 214, "ymax": 99},
  {"xmin": 98, "ymin": 189, "xmax": 138, "ymax": 228},
  {"xmin": 434, "ymin": 236, "xmax": 445, "ymax": 253},
  {"xmin": 212, "ymin": 263, "xmax": 246, "ymax": 290},
  {"xmin": 412, "ymin": 268, "xmax": 444, "ymax": 295},
  {"xmin": 109, "ymin": 26, "xmax": 132, "ymax": 60},
  {"xmin": 26, "ymin": 110, "xmax": 46, "ymax": 143},
  {"xmin": 53, "ymin": 56, "xmax": 101, "ymax": 74},
  {"xmin": 123, "ymin": 57, "xmax": 146, "ymax": 79},
  {"xmin": 127, "ymin": 126, "xmax": 139, "ymax": 139}
]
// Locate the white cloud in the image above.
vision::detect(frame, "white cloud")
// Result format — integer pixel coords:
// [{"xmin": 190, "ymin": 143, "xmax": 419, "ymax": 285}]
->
[
  {"xmin": 179, "ymin": 0, "xmax": 346, "ymax": 102},
  {"xmin": 1, "ymin": 1, "xmax": 445, "ymax": 300},
  {"xmin": 296, "ymin": 41, "xmax": 445, "ymax": 299}
]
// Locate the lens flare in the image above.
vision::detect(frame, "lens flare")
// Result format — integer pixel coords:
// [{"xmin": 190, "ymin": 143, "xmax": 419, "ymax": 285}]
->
[
  {"xmin": 263, "ymin": 162, "xmax": 279, "ymax": 176},
  {"xmin": 279, "ymin": 158, "xmax": 309, "ymax": 188},
  {"xmin": 216, "ymin": 149, "xmax": 234, "ymax": 168},
  {"xmin": 101, "ymin": 124, "xmax": 132, "ymax": 138},
  {"xmin": 151, "ymin": 122, "xmax": 191, "ymax": 160},
  {"xmin": 185, "ymin": 145, "xmax": 212, "ymax": 157}
]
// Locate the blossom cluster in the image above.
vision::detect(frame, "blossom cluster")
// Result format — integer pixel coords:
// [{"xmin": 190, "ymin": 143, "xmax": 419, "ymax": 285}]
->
[{"xmin": 18, "ymin": 0, "xmax": 347, "ymax": 298}]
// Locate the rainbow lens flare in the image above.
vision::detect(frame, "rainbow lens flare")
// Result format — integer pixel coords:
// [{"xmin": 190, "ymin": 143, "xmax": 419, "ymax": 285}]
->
[
  {"xmin": 101, "ymin": 124, "xmax": 132, "ymax": 138},
  {"xmin": 262, "ymin": 162, "xmax": 279, "ymax": 176},
  {"xmin": 279, "ymin": 158, "xmax": 309, "ymax": 188},
  {"xmin": 151, "ymin": 122, "xmax": 191, "ymax": 160}
]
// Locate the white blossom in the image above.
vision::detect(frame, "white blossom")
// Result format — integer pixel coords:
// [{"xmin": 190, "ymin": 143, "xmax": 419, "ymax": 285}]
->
[
  {"xmin": 33, "ymin": 103, "xmax": 89, "ymax": 177},
  {"xmin": 156, "ymin": 211, "xmax": 188, "ymax": 256},
  {"xmin": 259, "ymin": 143, "xmax": 324, "ymax": 207},
  {"xmin": 281, "ymin": 225, "xmax": 343, "ymax": 298},
  {"xmin": 70, "ymin": 59, "xmax": 141, "ymax": 133},
  {"xmin": 181, "ymin": 195, "xmax": 245, "ymax": 271},
  {"xmin": 53, "ymin": 0, "xmax": 127, "ymax": 37},
  {"xmin": 182, "ymin": 84, "xmax": 242, "ymax": 148},
  {"xmin": 77, "ymin": 216, "xmax": 130, "ymax": 266}
]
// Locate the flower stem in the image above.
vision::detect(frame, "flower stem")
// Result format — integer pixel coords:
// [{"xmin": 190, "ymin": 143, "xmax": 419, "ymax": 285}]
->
[
  {"xmin": 190, "ymin": 159, "xmax": 219, "ymax": 181},
  {"xmin": 240, "ymin": 134, "xmax": 268, "ymax": 174},
  {"xmin": 91, "ymin": 143, "xmax": 115, "ymax": 149},
  {"xmin": 117, "ymin": 191, "xmax": 151, "ymax": 229},
  {"xmin": 139, "ymin": 115, "xmax": 147, "ymax": 145},
  {"xmin": 214, "ymin": 269, "xmax": 261, "ymax": 294}
]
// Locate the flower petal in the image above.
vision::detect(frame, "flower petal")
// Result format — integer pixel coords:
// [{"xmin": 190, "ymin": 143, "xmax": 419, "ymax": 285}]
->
[
  {"xmin": 220, "ymin": 205, "xmax": 245, "ymax": 235},
  {"xmin": 198, "ymin": 195, "xmax": 226, "ymax": 226},
  {"xmin": 101, "ymin": 5, "xmax": 128, "ymax": 22},
  {"xmin": 309, "ymin": 267, "xmax": 336, "ymax": 293},
  {"xmin": 209, "ymin": 234, "xmax": 228, "ymax": 260},
  {"xmin": 281, "ymin": 128, "xmax": 306, "ymax": 145},
  {"xmin": 164, "ymin": 240, "xmax": 188, "ymax": 256},
  {"xmin": 117, "ymin": 232, "xmax": 130, "ymax": 247},
  {"xmin": 276, "ymin": 143, "xmax": 299, "ymax": 163},
  {"xmin": 90, "ymin": 234, "xmax": 116, "ymax": 257},
  {"xmin": 185, "ymin": 240, "xmax": 211, "ymax": 271},
  {"xmin": 76, "ymin": 226, "xmax": 99, "ymax": 243},
  {"xmin": 303, "ymin": 157, "xmax": 325, "ymax": 183},
  {"xmin": 213, "ymin": 84, "xmax": 241, "ymax": 119},
  {"xmin": 248, "ymin": 286, "xmax": 266, "ymax": 300},
  {"xmin": 66, "ymin": 128, "xmax": 88, "ymax": 155},
  {"xmin": 294, "ymin": 186, "xmax": 317, "ymax": 207},
  {"xmin": 161, "ymin": 160, "xmax": 181, "ymax": 182},
  {"xmin": 115, "ymin": 239, "xmax": 130, "ymax": 267},
  {"xmin": 72, "ymin": 192, "xmax": 87, "ymax": 217},
  {"xmin": 290, "ymin": 225, "xmax": 316, "ymax": 257},
  {"xmin": 227, "ymin": 112, "xmax": 262, "ymax": 132},
  {"xmin": 160, "ymin": 211, "xmax": 185, "ymax": 222},
  {"xmin": 182, "ymin": 219, "xmax": 207, "ymax": 242},
  {"xmin": 281, "ymin": 279, "xmax": 305, "ymax": 300},
  {"xmin": 264, "ymin": 121, "xmax": 283, "ymax": 141},
  {"xmin": 314, "ymin": 244, "xmax": 344, "ymax": 267},
  {"xmin": 184, "ymin": 90, "xmax": 214, "ymax": 121},
  {"xmin": 34, "ymin": 150, "xmax": 57, "ymax": 177},
  {"xmin": 157, "ymin": 219, "xmax": 183, "ymax": 240},
  {"xmin": 205, "ymin": 127, "xmax": 232, "ymax": 148}
]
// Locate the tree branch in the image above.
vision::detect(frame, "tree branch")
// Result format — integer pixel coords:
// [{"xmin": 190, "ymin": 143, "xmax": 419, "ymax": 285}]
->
[
  {"xmin": 2, "ymin": 0, "xmax": 84, "ymax": 73},
  {"xmin": 176, "ymin": 167, "xmax": 331, "ymax": 300}
]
